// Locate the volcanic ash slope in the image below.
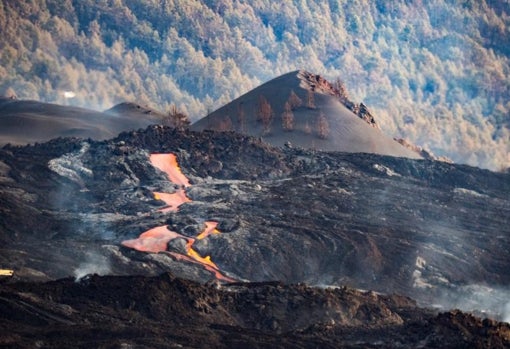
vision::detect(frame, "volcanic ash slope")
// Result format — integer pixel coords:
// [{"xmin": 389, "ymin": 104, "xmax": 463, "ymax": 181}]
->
[
  {"xmin": 0, "ymin": 98, "xmax": 165, "ymax": 146},
  {"xmin": 191, "ymin": 70, "xmax": 421, "ymax": 159}
]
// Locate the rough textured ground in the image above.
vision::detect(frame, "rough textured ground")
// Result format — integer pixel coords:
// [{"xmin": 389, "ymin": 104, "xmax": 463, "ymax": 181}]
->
[
  {"xmin": 0, "ymin": 125, "xmax": 509, "ymax": 347},
  {"xmin": 1, "ymin": 273, "xmax": 510, "ymax": 349}
]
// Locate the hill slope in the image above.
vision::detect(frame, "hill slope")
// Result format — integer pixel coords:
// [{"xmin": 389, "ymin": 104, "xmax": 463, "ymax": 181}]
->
[
  {"xmin": 192, "ymin": 71, "xmax": 421, "ymax": 159},
  {"xmin": 2, "ymin": 273, "xmax": 509, "ymax": 348},
  {"xmin": 1, "ymin": 126, "xmax": 508, "ymax": 320},
  {"xmin": 1, "ymin": 0, "xmax": 509, "ymax": 169},
  {"xmin": 0, "ymin": 98, "xmax": 171, "ymax": 145}
]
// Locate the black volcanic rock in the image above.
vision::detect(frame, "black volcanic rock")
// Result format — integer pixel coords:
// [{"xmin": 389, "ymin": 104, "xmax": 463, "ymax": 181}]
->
[
  {"xmin": 1, "ymin": 273, "xmax": 509, "ymax": 348},
  {"xmin": 0, "ymin": 125, "xmax": 509, "ymax": 323}
]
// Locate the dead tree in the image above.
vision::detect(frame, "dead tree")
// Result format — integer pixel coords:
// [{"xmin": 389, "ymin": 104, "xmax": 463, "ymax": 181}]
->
[
  {"xmin": 315, "ymin": 111, "xmax": 329, "ymax": 139},
  {"xmin": 257, "ymin": 95, "xmax": 273, "ymax": 135},
  {"xmin": 307, "ymin": 90, "xmax": 316, "ymax": 109},
  {"xmin": 287, "ymin": 90, "xmax": 302, "ymax": 110},
  {"xmin": 237, "ymin": 102, "xmax": 246, "ymax": 133},
  {"xmin": 165, "ymin": 104, "xmax": 190, "ymax": 129},
  {"xmin": 281, "ymin": 101, "xmax": 294, "ymax": 131}
]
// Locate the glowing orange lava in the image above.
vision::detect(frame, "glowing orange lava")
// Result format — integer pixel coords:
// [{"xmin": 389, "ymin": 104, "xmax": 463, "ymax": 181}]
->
[
  {"xmin": 150, "ymin": 153, "xmax": 191, "ymax": 187},
  {"xmin": 196, "ymin": 221, "xmax": 220, "ymax": 240},
  {"xmin": 186, "ymin": 241, "xmax": 218, "ymax": 269},
  {"xmin": 165, "ymin": 250, "xmax": 235, "ymax": 282},
  {"xmin": 153, "ymin": 190, "xmax": 191, "ymax": 212},
  {"xmin": 121, "ymin": 153, "xmax": 235, "ymax": 282},
  {"xmin": 121, "ymin": 225, "xmax": 182, "ymax": 253},
  {"xmin": 185, "ymin": 223, "xmax": 220, "ymax": 270}
]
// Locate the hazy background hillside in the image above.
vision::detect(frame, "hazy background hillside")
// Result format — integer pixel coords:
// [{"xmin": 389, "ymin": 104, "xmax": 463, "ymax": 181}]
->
[{"xmin": 0, "ymin": 0, "xmax": 508, "ymax": 170}]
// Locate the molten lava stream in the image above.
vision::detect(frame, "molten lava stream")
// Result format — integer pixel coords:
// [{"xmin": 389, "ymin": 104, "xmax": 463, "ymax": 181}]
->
[
  {"xmin": 166, "ymin": 250, "xmax": 235, "ymax": 282},
  {"xmin": 184, "ymin": 221, "xmax": 235, "ymax": 282},
  {"xmin": 150, "ymin": 153, "xmax": 190, "ymax": 187},
  {"xmin": 154, "ymin": 190, "xmax": 191, "ymax": 212},
  {"xmin": 196, "ymin": 221, "xmax": 220, "ymax": 240},
  {"xmin": 122, "ymin": 153, "xmax": 236, "ymax": 282},
  {"xmin": 121, "ymin": 225, "xmax": 183, "ymax": 253},
  {"xmin": 186, "ymin": 239, "xmax": 218, "ymax": 269}
]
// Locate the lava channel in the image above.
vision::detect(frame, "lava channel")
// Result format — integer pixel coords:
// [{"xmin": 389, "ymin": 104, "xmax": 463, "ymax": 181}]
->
[
  {"xmin": 154, "ymin": 190, "xmax": 191, "ymax": 212},
  {"xmin": 150, "ymin": 153, "xmax": 190, "ymax": 187},
  {"xmin": 122, "ymin": 153, "xmax": 234, "ymax": 282},
  {"xmin": 121, "ymin": 225, "xmax": 182, "ymax": 253},
  {"xmin": 186, "ymin": 221, "xmax": 221, "ymax": 269}
]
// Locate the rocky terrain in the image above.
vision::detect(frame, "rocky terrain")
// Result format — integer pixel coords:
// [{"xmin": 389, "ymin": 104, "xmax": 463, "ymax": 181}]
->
[
  {"xmin": 2, "ymin": 272, "xmax": 510, "ymax": 348},
  {"xmin": 1, "ymin": 124, "xmax": 509, "ymax": 340}
]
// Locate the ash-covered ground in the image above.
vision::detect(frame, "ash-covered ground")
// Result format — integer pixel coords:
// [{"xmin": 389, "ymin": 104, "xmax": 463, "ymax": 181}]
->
[
  {"xmin": 1, "ymin": 126, "xmax": 509, "ymax": 347},
  {"xmin": 2, "ymin": 273, "xmax": 510, "ymax": 348}
]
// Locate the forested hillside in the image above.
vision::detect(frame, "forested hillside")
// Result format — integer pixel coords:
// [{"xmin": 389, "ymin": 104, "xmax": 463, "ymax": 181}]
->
[{"xmin": 0, "ymin": 0, "xmax": 508, "ymax": 170}]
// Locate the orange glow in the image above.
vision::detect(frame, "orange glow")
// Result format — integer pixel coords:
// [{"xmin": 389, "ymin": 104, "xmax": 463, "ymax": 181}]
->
[
  {"xmin": 121, "ymin": 153, "xmax": 236, "ymax": 282},
  {"xmin": 121, "ymin": 225, "xmax": 182, "ymax": 253},
  {"xmin": 165, "ymin": 251, "xmax": 236, "ymax": 282},
  {"xmin": 153, "ymin": 190, "xmax": 191, "ymax": 212},
  {"xmin": 196, "ymin": 221, "xmax": 220, "ymax": 240},
  {"xmin": 150, "ymin": 153, "xmax": 191, "ymax": 187},
  {"xmin": 186, "ymin": 242, "xmax": 219, "ymax": 269}
]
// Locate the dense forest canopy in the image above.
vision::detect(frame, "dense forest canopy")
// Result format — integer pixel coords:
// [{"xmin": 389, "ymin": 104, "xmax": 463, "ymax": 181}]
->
[{"xmin": 0, "ymin": 0, "xmax": 509, "ymax": 170}]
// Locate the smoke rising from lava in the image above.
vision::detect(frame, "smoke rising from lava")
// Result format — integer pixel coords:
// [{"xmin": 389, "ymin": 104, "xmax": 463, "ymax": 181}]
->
[
  {"xmin": 73, "ymin": 251, "xmax": 112, "ymax": 281},
  {"xmin": 437, "ymin": 284, "xmax": 510, "ymax": 323}
]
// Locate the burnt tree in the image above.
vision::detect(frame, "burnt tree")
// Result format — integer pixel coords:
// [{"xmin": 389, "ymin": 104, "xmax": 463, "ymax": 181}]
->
[
  {"xmin": 287, "ymin": 90, "xmax": 303, "ymax": 110},
  {"xmin": 315, "ymin": 111, "xmax": 329, "ymax": 139},
  {"xmin": 333, "ymin": 77, "xmax": 349, "ymax": 104},
  {"xmin": 257, "ymin": 95, "xmax": 273, "ymax": 135},
  {"xmin": 281, "ymin": 101, "xmax": 294, "ymax": 131},
  {"xmin": 237, "ymin": 102, "xmax": 246, "ymax": 133},
  {"xmin": 165, "ymin": 105, "xmax": 190, "ymax": 129},
  {"xmin": 217, "ymin": 115, "xmax": 233, "ymax": 132},
  {"xmin": 307, "ymin": 90, "xmax": 316, "ymax": 109}
]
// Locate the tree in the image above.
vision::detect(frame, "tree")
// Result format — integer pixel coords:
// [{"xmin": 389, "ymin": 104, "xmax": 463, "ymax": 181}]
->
[
  {"xmin": 304, "ymin": 121, "xmax": 312, "ymax": 135},
  {"xmin": 257, "ymin": 95, "xmax": 273, "ymax": 135},
  {"xmin": 307, "ymin": 90, "xmax": 316, "ymax": 109},
  {"xmin": 281, "ymin": 101, "xmax": 294, "ymax": 131},
  {"xmin": 287, "ymin": 89, "xmax": 302, "ymax": 110},
  {"xmin": 217, "ymin": 115, "xmax": 233, "ymax": 131},
  {"xmin": 3, "ymin": 87, "xmax": 17, "ymax": 99},
  {"xmin": 315, "ymin": 111, "xmax": 329, "ymax": 139},
  {"xmin": 165, "ymin": 104, "xmax": 190, "ymax": 129},
  {"xmin": 332, "ymin": 77, "xmax": 349, "ymax": 104},
  {"xmin": 237, "ymin": 102, "xmax": 246, "ymax": 133}
]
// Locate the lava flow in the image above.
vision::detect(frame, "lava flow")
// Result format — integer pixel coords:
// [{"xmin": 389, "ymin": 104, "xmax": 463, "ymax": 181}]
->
[
  {"xmin": 186, "ymin": 221, "xmax": 221, "ymax": 269},
  {"xmin": 196, "ymin": 221, "xmax": 221, "ymax": 240},
  {"xmin": 122, "ymin": 153, "xmax": 234, "ymax": 282},
  {"xmin": 150, "ymin": 153, "xmax": 190, "ymax": 187},
  {"xmin": 153, "ymin": 190, "xmax": 190, "ymax": 212},
  {"xmin": 122, "ymin": 225, "xmax": 182, "ymax": 253}
]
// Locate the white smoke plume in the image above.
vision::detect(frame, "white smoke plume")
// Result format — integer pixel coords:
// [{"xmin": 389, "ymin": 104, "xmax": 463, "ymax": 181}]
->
[
  {"xmin": 505, "ymin": 302, "xmax": 510, "ymax": 323},
  {"xmin": 74, "ymin": 251, "xmax": 111, "ymax": 281},
  {"xmin": 438, "ymin": 284, "xmax": 510, "ymax": 323}
]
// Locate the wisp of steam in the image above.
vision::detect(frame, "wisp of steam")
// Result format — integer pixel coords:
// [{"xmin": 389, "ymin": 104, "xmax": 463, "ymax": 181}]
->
[{"xmin": 74, "ymin": 251, "xmax": 111, "ymax": 281}]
